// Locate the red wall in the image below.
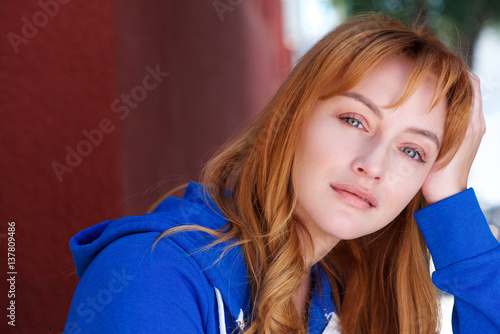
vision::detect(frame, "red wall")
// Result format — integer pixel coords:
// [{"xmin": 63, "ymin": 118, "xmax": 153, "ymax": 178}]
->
[
  {"xmin": 115, "ymin": 0, "xmax": 290, "ymax": 214},
  {"xmin": 0, "ymin": 1, "xmax": 289, "ymax": 332},
  {"xmin": 0, "ymin": 1, "xmax": 122, "ymax": 333}
]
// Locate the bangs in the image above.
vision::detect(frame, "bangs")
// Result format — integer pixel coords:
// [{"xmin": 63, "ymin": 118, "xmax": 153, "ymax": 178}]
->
[
  {"xmin": 390, "ymin": 48, "xmax": 463, "ymax": 113},
  {"xmin": 311, "ymin": 15, "xmax": 469, "ymax": 117}
]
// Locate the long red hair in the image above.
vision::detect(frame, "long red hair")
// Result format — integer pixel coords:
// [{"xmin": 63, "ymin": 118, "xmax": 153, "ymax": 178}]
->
[{"xmin": 156, "ymin": 13, "xmax": 473, "ymax": 333}]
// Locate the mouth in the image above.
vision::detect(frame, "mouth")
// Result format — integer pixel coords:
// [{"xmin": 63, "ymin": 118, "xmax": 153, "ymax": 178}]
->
[
  {"xmin": 360, "ymin": 197, "xmax": 373, "ymax": 207},
  {"xmin": 330, "ymin": 184, "xmax": 378, "ymax": 209}
]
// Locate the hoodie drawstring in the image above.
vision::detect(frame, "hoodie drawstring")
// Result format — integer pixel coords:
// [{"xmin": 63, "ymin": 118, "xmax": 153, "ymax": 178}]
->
[
  {"xmin": 214, "ymin": 286, "xmax": 339, "ymax": 333},
  {"xmin": 214, "ymin": 287, "xmax": 227, "ymax": 334}
]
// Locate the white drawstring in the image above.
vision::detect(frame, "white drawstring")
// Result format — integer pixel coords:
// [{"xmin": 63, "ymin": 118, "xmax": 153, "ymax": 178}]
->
[
  {"xmin": 236, "ymin": 309, "xmax": 245, "ymax": 330},
  {"xmin": 322, "ymin": 312, "xmax": 341, "ymax": 334},
  {"xmin": 215, "ymin": 286, "xmax": 338, "ymax": 334},
  {"xmin": 214, "ymin": 287, "xmax": 227, "ymax": 334}
]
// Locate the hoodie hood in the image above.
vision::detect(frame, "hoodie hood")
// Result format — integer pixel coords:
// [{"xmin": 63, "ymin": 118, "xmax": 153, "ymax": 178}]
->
[{"xmin": 70, "ymin": 181, "xmax": 252, "ymax": 325}]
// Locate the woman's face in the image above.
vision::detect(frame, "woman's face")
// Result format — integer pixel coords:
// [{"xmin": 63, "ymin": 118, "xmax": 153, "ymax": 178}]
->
[{"xmin": 292, "ymin": 59, "xmax": 447, "ymax": 253}]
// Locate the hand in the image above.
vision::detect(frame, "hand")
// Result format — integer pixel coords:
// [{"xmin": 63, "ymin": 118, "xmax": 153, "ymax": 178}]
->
[{"xmin": 421, "ymin": 73, "xmax": 486, "ymax": 204}]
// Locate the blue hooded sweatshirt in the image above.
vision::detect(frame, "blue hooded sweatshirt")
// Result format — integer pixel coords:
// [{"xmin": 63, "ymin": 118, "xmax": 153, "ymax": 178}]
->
[{"xmin": 65, "ymin": 182, "xmax": 500, "ymax": 333}]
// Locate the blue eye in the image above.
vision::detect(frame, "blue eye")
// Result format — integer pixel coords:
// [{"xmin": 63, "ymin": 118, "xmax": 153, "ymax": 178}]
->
[
  {"xmin": 347, "ymin": 118, "xmax": 361, "ymax": 127},
  {"xmin": 402, "ymin": 146, "xmax": 427, "ymax": 164},
  {"xmin": 338, "ymin": 116, "xmax": 365, "ymax": 130},
  {"xmin": 403, "ymin": 147, "xmax": 417, "ymax": 158}
]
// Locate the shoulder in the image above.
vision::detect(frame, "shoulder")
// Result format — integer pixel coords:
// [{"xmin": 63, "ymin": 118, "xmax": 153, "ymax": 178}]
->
[
  {"xmin": 66, "ymin": 231, "xmax": 218, "ymax": 333},
  {"xmin": 66, "ymin": 182, "xmax": 232, "ymax": 333}
]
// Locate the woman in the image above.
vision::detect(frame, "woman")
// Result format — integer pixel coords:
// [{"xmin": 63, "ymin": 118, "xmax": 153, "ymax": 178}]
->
[{"xmin": 65, "ymin": 14, "xmax": 500, "ymax": 333}]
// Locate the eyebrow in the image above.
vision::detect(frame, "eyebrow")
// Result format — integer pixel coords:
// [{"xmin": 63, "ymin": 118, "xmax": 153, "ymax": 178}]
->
[
  {"xmin": 341, "ymin": 92, "xmax": 383, "ymax": 119},
  {"xmin": 406, "ymin": 127, "xmax": 440, "ymax": 149},
  {"xmin": 340, "ymin": 91, "xmax": 440, "ymax": 149}
]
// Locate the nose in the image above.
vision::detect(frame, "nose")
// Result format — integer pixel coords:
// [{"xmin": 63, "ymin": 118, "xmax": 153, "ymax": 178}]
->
[{"xmin": 352, "ymin": 140, "xmax": 388, "ymax": 183}]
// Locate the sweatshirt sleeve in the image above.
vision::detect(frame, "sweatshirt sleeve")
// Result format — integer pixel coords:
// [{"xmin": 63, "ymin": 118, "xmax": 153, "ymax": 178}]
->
[
  {"xmin": 414, "ymin": 188, "xmax": 500, "ymax": 334},
  {"xmin": 64, "ymin": 232, "xmax": 218, "ymax": 334}
]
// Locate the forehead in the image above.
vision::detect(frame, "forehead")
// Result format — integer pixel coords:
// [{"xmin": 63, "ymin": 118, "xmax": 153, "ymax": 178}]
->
[{"xmin": 348, "ymin": 59, "xmax": 447, "ymax": 124}]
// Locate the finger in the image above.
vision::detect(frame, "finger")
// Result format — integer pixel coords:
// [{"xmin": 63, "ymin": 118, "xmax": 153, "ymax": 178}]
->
[{"xmin": 468, "ymin": 72, "xmax": 486, "ymax": 135}]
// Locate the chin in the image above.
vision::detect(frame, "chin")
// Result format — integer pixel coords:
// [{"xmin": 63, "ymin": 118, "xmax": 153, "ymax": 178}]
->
[
  {"xmin": 321, "ymin": 223, "xmax": 370, "ymax": 241},
  {"xmin": 317, "ymin": 212, "xmax": 370, "ymax": 238},
  {"xmin": 324, "ymin": 216, "xmax": 387, "ymax": 241},
  {"xmin": 331, "ymin": 230, "xmax": 368, "ymax": 241}
]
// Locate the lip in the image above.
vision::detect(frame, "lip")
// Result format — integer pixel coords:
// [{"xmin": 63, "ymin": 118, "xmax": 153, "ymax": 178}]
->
[{"xmin": 330, "ymin": 183, "xmax": 378, "ymax": 209}]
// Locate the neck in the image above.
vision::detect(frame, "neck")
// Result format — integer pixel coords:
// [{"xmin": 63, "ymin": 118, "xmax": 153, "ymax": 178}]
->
[
  {"xmin": 292, "ymin": 224, "xmax": 340, "ymax": 320},
  {"xmin": 285, "ymin": 212, "xmax": 342, "ymax": 324},
  {"xmin": 293, "ymin": 271, "xmax": 312, "ymax": 321},
  {"xmin": 300, "ymin": 228, "xmax": 340, "ymax": 270},
  {"xmin": 293, "ymin": 242, "xmax": 338, "ymax": 322}
]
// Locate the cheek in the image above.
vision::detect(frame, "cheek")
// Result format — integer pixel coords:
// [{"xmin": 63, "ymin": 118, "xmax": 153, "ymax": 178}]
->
[
  {"xmin": 385, "ymin": 154, "xmax": 429, "ymax": 190},
  {"xmin": 298, "ymin": 120, "xmax": 358, "ymax": 168},
  {"xmin": 382, "ymin": 159, "xmax": 431, "ymax": 213}
]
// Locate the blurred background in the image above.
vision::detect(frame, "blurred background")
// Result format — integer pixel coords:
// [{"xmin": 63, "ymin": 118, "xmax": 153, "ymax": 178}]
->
[{"xmin": 0, "ymin": 0, "xmax": 498, "ymax": 333}]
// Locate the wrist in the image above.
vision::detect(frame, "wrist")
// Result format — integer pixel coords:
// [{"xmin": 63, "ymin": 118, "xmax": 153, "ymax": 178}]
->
[{"xmin": 423, "ymin": 185, "xmax": 467, "ymax": 205}]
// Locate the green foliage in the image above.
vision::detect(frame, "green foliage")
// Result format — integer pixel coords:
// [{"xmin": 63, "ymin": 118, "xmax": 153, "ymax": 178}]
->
[{"xmin": 331, "ymin": 0, "xmax": 500, "ymax": 64}]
